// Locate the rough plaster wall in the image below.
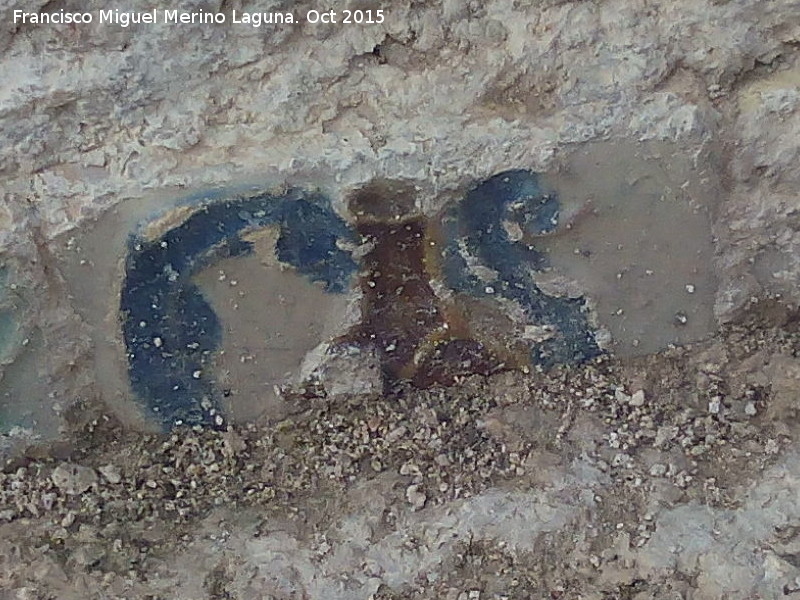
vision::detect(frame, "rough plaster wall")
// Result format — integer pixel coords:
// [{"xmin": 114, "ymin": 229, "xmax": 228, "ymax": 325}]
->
[
  {"xmin": 154, "ymin": 451, "xmax": 800, "ymax": 599},
  {"xmin": 2, "ymin": 0, "xmax": 799, "ymax": 426},
  {"xmin": 0, "ymin": 0, "xmax": 796, "ymax": 239},
  {"xmin": 2, "ymin": 0, "xmax": 800, "ymax": 598}
]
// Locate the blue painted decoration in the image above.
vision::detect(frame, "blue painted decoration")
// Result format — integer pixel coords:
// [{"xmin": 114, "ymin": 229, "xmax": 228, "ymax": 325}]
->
[
  {"xmin": 120, "ymin": 191, "xmax": 357, "ymax": 429},
  {"xmin": 440, "ymin": 170, "xmax": 601, "ymax": 366},
  {"xmin": 119, "ymin": 173, "xmax": 602, "ymax": 430}
]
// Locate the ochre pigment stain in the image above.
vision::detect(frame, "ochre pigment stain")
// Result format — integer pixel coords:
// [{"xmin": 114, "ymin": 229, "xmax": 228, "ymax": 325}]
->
[
  {"xmin": 350, "ymin": 219, "xmax": 444, "ymax": 379},
  {"xmin": 343, "ymin": 180, "xmax": 506, "ymax": 387}
]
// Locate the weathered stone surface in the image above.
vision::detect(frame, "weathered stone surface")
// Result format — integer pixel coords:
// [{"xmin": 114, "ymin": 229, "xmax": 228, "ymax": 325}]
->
[{"xmin": 0, "ymin": 1, "xmax": 799, "ymax": 597}]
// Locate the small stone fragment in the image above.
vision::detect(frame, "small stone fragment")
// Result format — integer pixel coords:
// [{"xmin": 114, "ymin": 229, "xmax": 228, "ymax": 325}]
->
[
  {"xmin": 744, "ymin": 401, "xmax": 757, "ymax": 416},
  {"xmin": 400, "ymin": 461, "xmax": 419, "ymax": 476},
  {"xmin": 386, "ymin": 426, "xmax": 407, "ymax": 443},
  {"xmin": 434, "ymin": 453, "xmax": 450, "ymax": 466},
  {"xmin": 629, "ymin": 390, "xmax": 645, "ymax": 407},
  {"xmin": 614, "ymin": 389, "xmax": 630, "ymax": 403},
  {"xmin": 302, "ymin": 344, "xmax": 383, "ymax": 398},
  {"xmin": 406, "ymin": 484, "xmax": 426, "ymax": 510},
  {"xmin": 522, "ymin": 324, "xmax": 555, "ymax": 343},
  {"xmin": 51, "ymin": 463, "xmax": 97, "ymax": 495},
  {"xmin": 221, "ymin": 429, "xmax": 246, "ymax": 459},
  {"xmin": 98, "ymin": 464, "xmax": 122, "ymax": 484},
  {"xmin": 40, "ymin": 493, "xmax": 56, "ymax": 511}
]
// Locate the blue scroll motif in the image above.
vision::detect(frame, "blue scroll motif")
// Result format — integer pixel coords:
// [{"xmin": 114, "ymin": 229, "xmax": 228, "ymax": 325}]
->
[
  {"xmin": 440, "ymin": 170, "xmax": 601, "ymax": 367},
  {"xmin": 120, "ymin": 191, "xmax": 357, "ymax": 429}
]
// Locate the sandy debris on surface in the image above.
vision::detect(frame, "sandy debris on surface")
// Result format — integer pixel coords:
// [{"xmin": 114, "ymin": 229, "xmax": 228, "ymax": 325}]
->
[{"xmin": 0, "ymin": 300, "xmax": 798, "ymax": 598}]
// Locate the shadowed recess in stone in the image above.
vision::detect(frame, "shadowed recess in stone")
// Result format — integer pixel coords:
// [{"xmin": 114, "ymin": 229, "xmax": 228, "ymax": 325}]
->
[
  {"xmin": 440, "ymin": 170, "xmax": 601, "ymax": 366},
  {"xmin": 121, "ymin": 191, "xmax": 357, "ymax": 429}
]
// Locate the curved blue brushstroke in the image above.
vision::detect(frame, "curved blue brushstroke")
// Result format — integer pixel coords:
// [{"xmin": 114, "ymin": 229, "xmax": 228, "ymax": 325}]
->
[
  {"xmin": 441, "ymin": 170, "xmax": 601, "ymax": 366},
  {"xmin": 120, "ymin": 191, "xmax": 357, "ymax": 429}
]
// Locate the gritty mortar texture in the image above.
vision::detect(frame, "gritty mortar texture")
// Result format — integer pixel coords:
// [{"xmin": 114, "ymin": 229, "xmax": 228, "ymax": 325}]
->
[{"xmin": 0, "ymin": 305, "xmax": 799, "ymax": 598}]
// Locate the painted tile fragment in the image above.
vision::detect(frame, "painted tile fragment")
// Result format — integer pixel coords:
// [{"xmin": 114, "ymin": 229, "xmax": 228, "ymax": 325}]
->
[{"xmin": 120, "ymin": 173, "xmax": 604, "ymax": 430}]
